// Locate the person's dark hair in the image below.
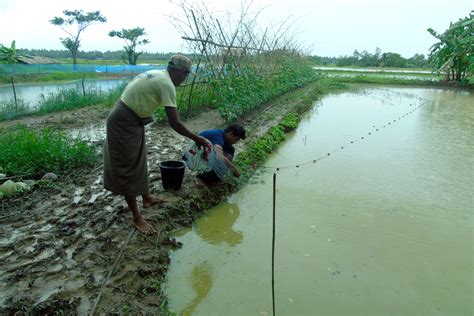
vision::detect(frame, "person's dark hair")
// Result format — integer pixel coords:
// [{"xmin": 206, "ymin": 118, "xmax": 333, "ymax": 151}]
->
[{"xmin": 225, "ymin": 123, "xmax": 246, "ymax": 139}]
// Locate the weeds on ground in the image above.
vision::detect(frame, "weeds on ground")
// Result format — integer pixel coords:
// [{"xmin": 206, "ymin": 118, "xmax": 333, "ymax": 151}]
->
[
  {"xmin": 0, "ymin": 99, "xmax": 30, "ymax": 121},
  {"xmin": 326, "ymin": 74, "xmax": 442, "ymax": 86},
  {"xmin": 36, "ymin": 88, "xmax": 109, "ymax": 114},
  {"xmin": 0, "ymin": 83, "xmax": 126, "ymax": 121},
  {"xmin": 0, "ymin": 72, "xmax": 101, "ymax": 84},
  {"xmin": 0, "ymin": 125, "xmax": 95, "ymax": 177}
]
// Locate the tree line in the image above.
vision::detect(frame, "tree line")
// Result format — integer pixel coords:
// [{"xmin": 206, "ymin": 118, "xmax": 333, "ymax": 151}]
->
[
  {"xmin": 1, "ymin": 9, "xmax": 472, "ymax": 83},
  {"xmin": 310, "ymin": 48, "xmax": 428, "ymax": 68},
  {"xmin": 15, "ymin": 47, "xmax": 428, "ymax": 68},
  {"xmin": 16, "ymin": 49, "xmax": 177, "ymax": 62}
]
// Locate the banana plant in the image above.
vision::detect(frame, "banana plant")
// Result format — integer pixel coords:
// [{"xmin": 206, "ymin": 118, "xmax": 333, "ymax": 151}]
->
[
  {"xmin": 427, "ymin": 11, "xmax": 473, "ymax": 82},
  {"xmin": 0, "ymin": 40, "xmax": 19, "ymax": 75},
  {"xmin": 0, "ymin": 40, "xmax": 19, "ymax": 110}
]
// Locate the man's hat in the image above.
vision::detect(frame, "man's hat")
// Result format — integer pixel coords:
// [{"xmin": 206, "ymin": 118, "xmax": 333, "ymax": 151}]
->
[{"xmin": 168, "ymin": 54, "xmax": 193, "ymax": 73}]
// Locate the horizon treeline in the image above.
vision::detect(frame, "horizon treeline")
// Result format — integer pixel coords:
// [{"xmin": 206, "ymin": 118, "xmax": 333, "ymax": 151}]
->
[
  {"xmin": 310, "ymin": 48, "xmax": 428, "ymax": 68},
  {"xmin": 18, "ymin": 48, "xmax": 178, "ymax": 62},
  {"xmin": 18, "ymin": 47, "xmax": 428, "ymax": 68}
]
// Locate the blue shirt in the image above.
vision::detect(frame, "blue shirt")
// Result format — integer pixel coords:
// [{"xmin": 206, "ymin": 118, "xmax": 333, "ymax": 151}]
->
[{"xmin": 199, "ymin": 129, "xmax": 235, "ymax": 159}]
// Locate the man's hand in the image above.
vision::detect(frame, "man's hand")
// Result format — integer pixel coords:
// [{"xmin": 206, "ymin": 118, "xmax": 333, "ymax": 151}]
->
[
  {"xmin": 165, "ymin": 107, "xmax": 210, "ymax": 148},
  {"xmin": 195, "ymin": 136, "xmax": 210, "ymax": 148},
  {"xmin": 233, "ymin": 169, "xmax": 241, "ymax": 177}
]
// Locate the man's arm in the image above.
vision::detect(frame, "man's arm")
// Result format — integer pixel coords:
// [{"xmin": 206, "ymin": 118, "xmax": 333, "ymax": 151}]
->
[
  {"xmin": 165, "ymin": 107, "xmax": 208, "ymax": 146},
  {"xmin": 214, "ymin": 145, "xmax": 240, "ymax": 177}
]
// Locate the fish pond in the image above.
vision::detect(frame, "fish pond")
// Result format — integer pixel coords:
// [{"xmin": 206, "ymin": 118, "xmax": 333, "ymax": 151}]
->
[{"xmin": 165, "ymin": 85, "xmax": 473, "ymax": 315}]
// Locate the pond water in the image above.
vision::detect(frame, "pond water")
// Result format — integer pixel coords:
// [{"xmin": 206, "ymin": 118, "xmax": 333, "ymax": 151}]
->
[
  {"xmin": 165, "ymin": 86, "xmax": 473, "ymax": 315},
  {"xmin": 0, "ymin": 78, "xmax": 129, "ymax": 106}
]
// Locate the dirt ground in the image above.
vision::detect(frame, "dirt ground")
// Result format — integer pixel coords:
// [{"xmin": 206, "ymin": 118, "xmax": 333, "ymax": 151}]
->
[{"xmin": 0, "ymin": 84, "xmax": 320, "ymax": 315}]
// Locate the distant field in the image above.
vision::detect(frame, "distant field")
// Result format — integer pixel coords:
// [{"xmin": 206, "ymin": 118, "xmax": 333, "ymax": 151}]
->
[
  {"xmin": 315, "ymin": 68, "xmax": 442, "ymax": 79},
  {"xmin": 311, "ymin": 64, "xmax": 433, "ymax": 73}
]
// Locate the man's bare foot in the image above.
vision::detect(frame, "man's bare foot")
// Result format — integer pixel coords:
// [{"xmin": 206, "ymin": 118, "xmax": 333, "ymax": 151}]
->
[
  {"xmin": 194, "ymin": 177, "xmax": 206, "ymax": 189},
  {"xmin": 133, "ymin": 217, "xmax": 157, "ymax": 235},
  {"xmin": 143, "ymin": 195, "xmax": 166, "ymax": 208}
]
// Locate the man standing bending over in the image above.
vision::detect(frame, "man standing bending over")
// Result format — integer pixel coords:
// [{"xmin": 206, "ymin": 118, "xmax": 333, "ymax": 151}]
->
[{"xmin": 104, "ymin": 55, "xmax": 208, "ymax": 234}]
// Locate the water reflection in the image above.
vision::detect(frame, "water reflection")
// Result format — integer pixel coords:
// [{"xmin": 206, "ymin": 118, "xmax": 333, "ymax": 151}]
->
[
  {"xmin": 194, "ymin": 202, "xmax": 243, "ymax": 246},
  {"xmin": 166, "ymin": 86, "xmax": 473, "ymax": 315},
  {"xmin": 181, "ymin": 263, "xmax": 213, "ymax": 316},
  {"xmin": 167, "ymin": 202, "xmax": 243, "ymax": 315},
  {"xmin": 0, "ymin": 78, "xmax": 129, "ymax": 106}
]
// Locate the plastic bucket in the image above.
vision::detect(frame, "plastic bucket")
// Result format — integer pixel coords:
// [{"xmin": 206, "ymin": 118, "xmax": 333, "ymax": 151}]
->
[{"xmin": 159, "ymin": 160, "xmax": 186, "ymax": 190}]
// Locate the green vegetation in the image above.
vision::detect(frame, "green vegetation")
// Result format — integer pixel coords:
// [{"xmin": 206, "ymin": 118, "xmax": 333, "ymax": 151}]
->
[
  {"xmin": 216, "ymin": 55, "xmax": 320, "ymax": 122},
  {"xmin": 35, "ymin": 86, "xmax": 121, "ymax": 115},
  {"xmin": 54, "ymin": 58, "xmax": 165, "ymax": 65},
  {"xmin": 17, "ymin": 48, "xmax": 178, "ymax": 63},
  {"xmin": 0, "ymin": 41, "xmax": 20, "ymax": 73},
  {"xmin": 175, "ymin": 82, "xmax": 214, "ymax": 118},
  {"xmin": 0, "ymin": 41, "xmax": 20, "ymax": 109},
  {"xmin": 0, "ymin": 83, "xmax": 124, "ymax": 121},
  {"xmin": 109, "ymin": 27, "xmax": 150, "ymax": 65},
  {"xmin": 50, "ymin": 9, "xmax": 107, "ymax": 66},
  {"xmin": 317, "ymin": 68, "xmax": 439, "ymax": 78},
  {"xmin": 235, "ymin": 82, "xmax": 323, "ymax": 173},
  {"xmin": 428, "ymin": 11, "xmax": 473, "ymax": 84},
  {"xmin": 0, "ymin": 99, "xmax": 29, "ymax": 121},
  {"xmin": 237, "ymin": 124, "xmax": 286, "ymax": 167},
  {"xmin": 0, "ymin": 126, "xmax": 95, "ymax": 177},
  {"xmin": 0, "ymin": 72, "xmax": 102, "ymax": 84},
  {"xmin": 173, "ymin": 51, "xmax": 321, "ymax": 122},
  {"xmin": 310, "ymin": 47, "xmax": 428, "ymax": 68},
  {"xmin": 319, "ymin": 74, "xmax": 444, "ymax": 86}
]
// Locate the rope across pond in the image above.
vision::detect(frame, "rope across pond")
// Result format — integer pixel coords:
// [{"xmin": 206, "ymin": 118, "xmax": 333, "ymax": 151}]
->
[
  {"xmin": 265, "ymin": 101, "xmax": 426, "ymax": 171},
  {"xmin": 268, "ymin": 97, "xmax": 428, "ymax": 314}
]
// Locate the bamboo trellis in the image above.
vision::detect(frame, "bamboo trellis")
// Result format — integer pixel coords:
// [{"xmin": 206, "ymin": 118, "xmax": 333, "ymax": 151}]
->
[{"xmin": 167, "ymin": 0, "xmax": 305, "ymax": 110}]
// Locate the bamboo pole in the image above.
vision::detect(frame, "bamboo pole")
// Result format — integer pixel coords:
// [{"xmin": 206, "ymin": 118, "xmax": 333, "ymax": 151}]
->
[{"xmin": 10, "ymin": 77, "xmax": 18, "ymax": 113}]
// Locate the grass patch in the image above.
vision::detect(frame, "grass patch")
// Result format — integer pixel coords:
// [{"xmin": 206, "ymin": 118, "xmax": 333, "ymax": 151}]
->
[
  {"xmin": 0, "ymin": 72, "xmax": 101, "ymax": 84},
  {"xmin": 0, "ymin": 84, "xmax": 125, "ymax": 122},
  {"xmin": 36, "ymin": 88, "xmax": 108, "ymax": 114},
  {"xmin": 320, "ymin": 70, "xmax": 442, "ymax": 80},
  {"xmin": 0, "ymin": 99, "xmax": 30, "ymax": 121},
  {"xmin": 323, "ymin": 74, "xmax": 444, "ymax": 86},
  {"xmin": 36, "ymin": 83, "xmax": 125, "ymax": 115},
  {"xmin": 0, "ymin": 126, "xmax": 96, "ymax": 177}
]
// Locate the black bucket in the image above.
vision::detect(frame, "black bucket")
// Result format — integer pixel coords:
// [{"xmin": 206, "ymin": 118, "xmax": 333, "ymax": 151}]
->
[{"xmin": 159, "ymin": 160, "xmax": 186, "ymax": 190}]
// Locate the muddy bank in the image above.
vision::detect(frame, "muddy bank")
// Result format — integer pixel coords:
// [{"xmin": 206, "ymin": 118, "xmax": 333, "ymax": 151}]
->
[{"xmin": 0, "ymin": 82, "xmax": 323, "ymax": 315}]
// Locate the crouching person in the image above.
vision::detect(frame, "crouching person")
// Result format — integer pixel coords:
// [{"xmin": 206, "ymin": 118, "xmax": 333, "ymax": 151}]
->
[{"xmin": 195, "ymin": 123, "xmax": 246, "ymax": 187}]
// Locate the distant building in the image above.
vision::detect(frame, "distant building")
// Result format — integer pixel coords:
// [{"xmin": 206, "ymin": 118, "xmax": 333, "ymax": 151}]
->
[{"xmin": 17, "ymin": 55, "xmax": 59, "ymax": 64}]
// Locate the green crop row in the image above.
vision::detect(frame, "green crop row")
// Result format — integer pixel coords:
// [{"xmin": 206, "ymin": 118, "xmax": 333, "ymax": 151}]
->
[{"xmin": 0, "ymin": 126, "xmax": 95, "ymax": 177}]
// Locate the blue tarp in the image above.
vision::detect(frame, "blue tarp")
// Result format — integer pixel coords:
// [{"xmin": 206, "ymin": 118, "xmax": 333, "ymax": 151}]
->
[{"xmin": 0, "ymin": 63, "xmax": 166, "ymax": 75}]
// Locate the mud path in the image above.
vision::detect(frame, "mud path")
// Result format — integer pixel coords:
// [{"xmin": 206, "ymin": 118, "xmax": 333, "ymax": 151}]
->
[{"xmin": 0, "ymin": 83, "xmax": 321, "ymax": 314}]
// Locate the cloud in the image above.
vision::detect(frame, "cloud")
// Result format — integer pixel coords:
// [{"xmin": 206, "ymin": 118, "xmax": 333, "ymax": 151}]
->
[{"xmin": 1, "ymin": 0, "xmax": 472, "ymax": 56}]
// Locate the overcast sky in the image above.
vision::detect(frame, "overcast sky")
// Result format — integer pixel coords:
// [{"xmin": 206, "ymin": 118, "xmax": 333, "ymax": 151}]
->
[{"xmin": 0, "ymin": 0, "xmax": 471, "ymax": 58}]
